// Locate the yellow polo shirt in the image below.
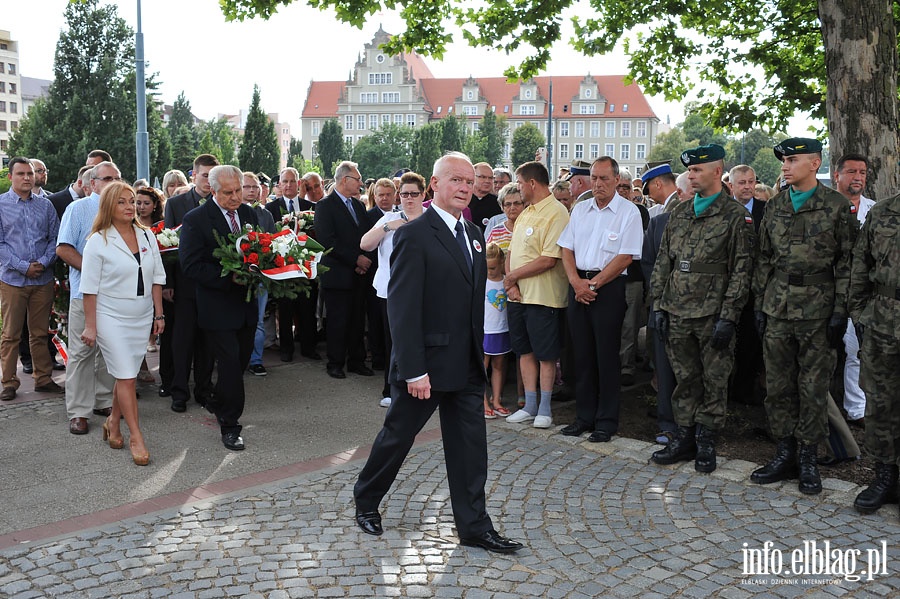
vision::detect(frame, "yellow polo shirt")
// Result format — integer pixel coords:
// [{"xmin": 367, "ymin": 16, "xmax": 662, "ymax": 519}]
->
[{"xmin": 509, "ymin": 194, "xmax": 570, "ymax": 308}]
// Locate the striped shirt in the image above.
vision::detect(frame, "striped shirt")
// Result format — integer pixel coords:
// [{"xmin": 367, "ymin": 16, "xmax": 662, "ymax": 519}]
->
[
  {"xmin": 0, "ymin": 189, "xmax": 59, "ymax": 287},
  {"xmin": 57, "ymin": 193, "xmax": 102, "ymax": 299}
]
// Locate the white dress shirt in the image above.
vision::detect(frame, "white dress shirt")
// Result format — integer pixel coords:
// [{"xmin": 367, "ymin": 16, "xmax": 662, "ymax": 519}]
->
[{"xmin": 557, "ymin": 193, "xmax": 643, "ymax": 274}]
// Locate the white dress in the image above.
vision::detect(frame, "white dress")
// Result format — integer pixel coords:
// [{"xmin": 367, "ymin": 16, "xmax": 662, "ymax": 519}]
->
[{"xmin": 80, "ymin": 225, "xmax": 166, "ymax": 378}]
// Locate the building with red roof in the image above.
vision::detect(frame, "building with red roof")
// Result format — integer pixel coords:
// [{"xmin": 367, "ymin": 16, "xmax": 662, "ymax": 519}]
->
[{"xmin": 301, "ymin": 27, "xmax": 660, "ymax": 178}]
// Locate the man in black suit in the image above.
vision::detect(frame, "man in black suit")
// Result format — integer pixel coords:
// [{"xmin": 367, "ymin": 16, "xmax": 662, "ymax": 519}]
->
[
  {"xmin": 728, "ymin": 165, "xmax": 766, "ymax": 405},
  {"xmin": 354, "ymin": 152, "xmax": 523, "ymax": 554},
  {"xmin": 469, "ymin": 162, "xmax": 501, "ymax": 232},
  {"xmin": 364, "ymin": 179, "xmax": 397, "ymax": 371},
  {"xmin": 266, "ymin": 168, "xmax": 319, "ymax": 361},
  {"xmin": 163, "ymin": 154, "xmax": 219, "ymax": 412},
  {"xmin": 313, "ymin": 161, "xmax": 374, "ymax": 379},
  {"xmin": 179, "ymin": 165, "xmax": 259, "ymax": 451}
]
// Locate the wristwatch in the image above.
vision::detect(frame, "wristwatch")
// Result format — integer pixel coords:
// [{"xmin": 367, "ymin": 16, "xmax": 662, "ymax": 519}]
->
[
  {"xmin": 588, "ymin": 283, "xmax": 596, "ymax": 291},
  {"xmin": 382, "ymin": 223, "xmax": 391, "ymax": 232}
]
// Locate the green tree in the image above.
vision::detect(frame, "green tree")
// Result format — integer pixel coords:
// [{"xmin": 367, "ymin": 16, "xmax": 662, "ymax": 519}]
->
[
  {"xmin": 287, "ymin": 137, "xmax": 303, "ymax": 168},
  {"xmin": 510, "ymin": 123, "xmax": 545, "ymax": 169},
  {"xmin": 238, "ymin": 85, "xmax": 279, "ymax": 175},
  {"xmin": 681, "ymin": 109, "xmax": 728, "ymax": 148},
  {"xmin": 439, "ymin": 115, "xmax": 466, "ymax": 153},
  {"xmin": 645, "ymin": 128, "xmax": 688, "ymax": 174},
  {"xmin": 169, "ymin": 124, "xmax": 197, "ymax": 175},
  {"xmin": 410, "ymin": 122, "xmax": 442, "ymax": 180},
  {"xmin": 352, "ymin": 123, "xmax": 415, "ymax": 179},
  {"xmin": 463, "ymin": 131, "xmax": 487, "ymax": 164},
  {"xmin": 0, "ymin": 168, "xmax": 9, "ymax": 194},
  {"xmin": 750, "ymin": 147, "xmax": 784, "ymax": 189},
  {"xmin": 479, "ymin": 109, "xmax": 505, "ymax": 166},
  {"xmin": 725, "ymin": 129, "xmax": 779, "ymax": 168},
  {"xmin": 317, "ymin": 118, "xmax": 346, "ymax": 178},
  {"xmin": 198, "ymin": 117, "xmax": 239, "ymax": 166},
  {"xmin": 221, "ymin": 0, "xmax": 899, "ymax": 198}
]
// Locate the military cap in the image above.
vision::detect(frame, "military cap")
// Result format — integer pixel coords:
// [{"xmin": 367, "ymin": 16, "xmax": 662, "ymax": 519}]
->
[
  {"xmin": 564, "ymin": 159, "xmax": 592, "ymax": 181},
  {"xmin": 256, "ymin": 172, "xmax": 271, "ymax": 185},
  {"xmin": 640, "ymin": 162, "xmax": 673, "ymax": 194},
  {"xmin": 680, "ymin": 144, "xmax": 726, "ymax": 167},
  {"xmin": 773, "ymin": 137, "xmax": 823, "ymax": 161}
]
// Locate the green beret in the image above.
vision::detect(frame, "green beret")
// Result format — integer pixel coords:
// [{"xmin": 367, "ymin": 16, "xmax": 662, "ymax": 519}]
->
[
  {"xmin": 773, "ymin": 138, "xmax": 823, "ymax": 161},
  {"xmin": 680, "ymin": 144, "xmax": 725, "ymax": 167}
]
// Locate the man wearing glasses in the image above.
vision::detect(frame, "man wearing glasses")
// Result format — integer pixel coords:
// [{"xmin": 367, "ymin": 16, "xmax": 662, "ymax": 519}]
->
[
  {"xmin": 56, "ymin": 161, "xmax": 122, "ymax": 435},
  {"xmin": 29, "ymin": 159, "xmax": 51, "ymax": 197},
  {"xmin": 314, "ymin": 161, "xmax": 375, "ymax": 379},
  {"xmin": 469, "ymin": 162, "xmax": 501, "ymax": 233}
]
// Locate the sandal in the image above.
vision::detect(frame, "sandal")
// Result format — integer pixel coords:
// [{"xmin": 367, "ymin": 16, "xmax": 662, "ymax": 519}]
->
[
  {"xmin": 493, "ymin": 406, "xmax": 511, "ymax": 417},
  {"xmin": 484, "ymin": 408, "xmax": 497, "ymax": 419},
  {"xmin": 146, "ymin": 343, "xmax": 158, "ymax": 353}
]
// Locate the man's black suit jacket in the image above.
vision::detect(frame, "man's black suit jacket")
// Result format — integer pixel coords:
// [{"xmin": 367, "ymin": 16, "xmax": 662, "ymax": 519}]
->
[
  {"xmin": 266, "ymin": 197, "xmax": 317, "ymax": 222},
  {"xmin": 48, "ymin": 186, "xmax": 76, "ymax": 221},
  {"xmin": 387, "ymin": 207, "xmax": 487, "ymax": 392},
  {"xmin": 313, "ymin": 190, "xmax": 372, "ymax": 290},
  {"xmin": 749, "ymin": 198, "xmax": 766, "ymax": 233},
  {"xmin": 642, "ymin": 212, "xmax": 671, "ymax": 326},
  {"xmin": 179, "ymin": 199, "xmax": 259, "ymax": 331}
]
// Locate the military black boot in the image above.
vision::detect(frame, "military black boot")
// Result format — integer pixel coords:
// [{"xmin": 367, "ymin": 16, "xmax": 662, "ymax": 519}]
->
[
  {"xmin": 651, "ymin": 426, "xmax": 697, "ymax": 465},
  {"xmin": 750, "ymin": 437, "xmax": 798, "ymax": 484},
  {"xmin": 695, "ymin": 425, "xmax": 717, "ymax": 473},
  {"xmin": 854, "ymin": 462, "xmax": 900, "ymax": 514},
  {"xmin": 797, "ymin": 442, "xmax": 822, "ymax": 494}
]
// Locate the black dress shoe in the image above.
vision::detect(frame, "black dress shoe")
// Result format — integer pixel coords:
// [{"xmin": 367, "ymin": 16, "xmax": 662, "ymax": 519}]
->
[
  {"xmin": 327, "ymin": 366, "xmax": 346, "ymax": 379},
  {"xmin": 348, "ymin": 364, "xmax": 374, "ymax": 376},
  {"xmin": 355, "ymin": 509, "xmax": 383, "ymax": 536},
  {"xmin": 588, "ymin": 430, "xmax": 612, "ymax": 443},
  {"xmin": 92, "ymin": 407, "xmax": 112, "ymax": 417},
  {"xmin": 280, "ymin": 353, "xmax": 294, "ymax": 363},
  {"xmin": 171, "ymin": 398, "xmax": 187, "ymax": 413},
  {"xmin": 22, "ymin": 362, "xmax": 33, "ymax": 374},
  {"xmin": 222, "ymin": 431, "xmax": 245, "ymax": 451},
  {"xmin": 560, "ymin": 421, "xmax": 592, "ymax": 437},
  {"xmin": 459, "ymin": 530, "xmax": 524, "ymax": 554},
  {"xmin": 53, "ymin": 362, "xmax": 66, "ymax": 371},
  {"xmin": 301, "ymin": 350, "xmax": 322, "ymax": 360},
  {"xmin": 158, "ymin": 386, "xmax": 171, "ymax": 397}
]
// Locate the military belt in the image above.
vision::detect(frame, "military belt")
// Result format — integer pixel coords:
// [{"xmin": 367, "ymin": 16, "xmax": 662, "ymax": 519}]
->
[
  {"xmin": 773, "ymin": 270, "xmax": 833, "ymax": 286},
  {"xmin": 676, "ymin": 260, "xmax": 727, "ymax": 274},
  {"xmin": 875, "ymin": 283, "xmax": 900, "ymax": 301},
  {"xmin": 577, "ymin": 269, "xmax": 602, "ymax": 279}
]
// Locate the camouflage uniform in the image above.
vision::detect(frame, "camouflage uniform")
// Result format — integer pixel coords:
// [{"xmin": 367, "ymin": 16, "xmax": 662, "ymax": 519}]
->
[
  {"xmin": 849, "ymin": 194, "xmax": 900, "ymax": 465},
  {"xmin": 651, "ymin": 190, "xmax": 754, "ymax": 430},
  {"xmin": 753, "ymin": 182, "xmax": 857, "ymax": 444}
]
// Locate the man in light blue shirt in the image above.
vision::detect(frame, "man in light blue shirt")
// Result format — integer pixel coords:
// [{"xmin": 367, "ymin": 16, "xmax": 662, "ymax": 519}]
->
[
  {"xmin": 0, "ymin": 157, "xmax": 61, "ymax": 401},
  {"xmin": 56, "ymin": 161, "xmax": 119, "ymax": 435}
]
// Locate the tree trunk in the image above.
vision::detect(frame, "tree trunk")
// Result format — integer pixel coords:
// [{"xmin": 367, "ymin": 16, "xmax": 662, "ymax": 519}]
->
[{"xmin": 819, "ymin": 0, "xmax": 900, "ymax": 199}]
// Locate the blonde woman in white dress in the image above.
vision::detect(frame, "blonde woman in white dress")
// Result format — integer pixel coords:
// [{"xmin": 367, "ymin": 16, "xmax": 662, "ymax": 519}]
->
[{"xmin": 80, "ymin": 182, "xmax": 165, "ymax": 466}]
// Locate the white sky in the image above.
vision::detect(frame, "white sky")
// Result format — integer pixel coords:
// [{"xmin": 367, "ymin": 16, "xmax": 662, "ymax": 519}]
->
[{"xmin": 7, "ymin": 0, "xmax": 689, "ymax": 138}]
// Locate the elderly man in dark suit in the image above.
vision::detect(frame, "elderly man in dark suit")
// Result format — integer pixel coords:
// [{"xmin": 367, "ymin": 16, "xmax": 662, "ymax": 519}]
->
[
  {"xmin": 353, "ymin": 152, "xmax": 523, "ymax": 555},
  {"xmin": 179, "ymin": 165, "xmax": 259, "ymax": 451},
  {"xmin": 163, "ymin": 154, "xmax": 219, "ymax": 412},
  {"xmin": 313, "ymin": 161, "xmax": 374, "ymax": 379}
]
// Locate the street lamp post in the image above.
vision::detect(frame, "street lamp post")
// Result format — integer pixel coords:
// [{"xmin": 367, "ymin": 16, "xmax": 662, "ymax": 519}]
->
[
  {"xmin": 135, "ymin": 0, "xmax": 150, "ymax": 182},
  {"xmin": 546, "ymin": 79, "xmax": 554, "ymax": 176}
]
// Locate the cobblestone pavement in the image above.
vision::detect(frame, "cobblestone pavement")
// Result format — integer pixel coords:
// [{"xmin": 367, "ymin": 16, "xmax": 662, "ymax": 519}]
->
[{"xmin": 3, "ymin": 420, "xmax": 899, "ymax": 598}]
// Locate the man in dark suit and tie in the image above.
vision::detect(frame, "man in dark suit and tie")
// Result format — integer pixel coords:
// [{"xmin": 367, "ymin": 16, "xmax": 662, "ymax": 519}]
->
[
  {"xmin": 179, "ymin": 165, "xmax": 259, "ymax": 451},
  {"xmin": 47, "ymin": 166, "xmax": 90, "ymax": 221},
  {"xmin": 353, "ymin": 152, "xmax": 523, "ymax": 554},
  {"xmin": 313, "ymin": 161, "xmax": 374, "ymax": 379},
  {"xmin": 163, "ymin": 154, "xmax": 218, "ymax": 412}
]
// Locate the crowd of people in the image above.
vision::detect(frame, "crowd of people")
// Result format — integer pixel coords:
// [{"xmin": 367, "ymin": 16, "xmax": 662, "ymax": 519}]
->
[{"xmin": 1, "ymin": 138, "xmax": 898, "ymax": 527}]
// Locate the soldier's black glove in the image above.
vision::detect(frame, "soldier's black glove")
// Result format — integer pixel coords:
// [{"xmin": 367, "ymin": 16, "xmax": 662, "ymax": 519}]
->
[
  {"xmin": 710, "ymin": 319, "xmax": 736, "ymax": 350},
  {"xmin": 826, "ymin": 314, "xmax": 848, "ymax": 349},
  {"xmin": 754, "ymin": 311, "xmax": 767, "ymax": 338},
  {"xmin": 854, "ymin": 322, "xmax": 864, "ymax": 348},
  {"xmin": 654, "ymin": 310, "xmax": 669, "ymax": 343}
]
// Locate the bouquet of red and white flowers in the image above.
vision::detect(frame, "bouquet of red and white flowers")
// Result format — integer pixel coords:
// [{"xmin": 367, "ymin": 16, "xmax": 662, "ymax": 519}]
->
[
  {"xmin": 280, "ymin": 210, "xmax": 316, "ymax": 235},
  {"xmin": 213, "ymin": 225, "xmax": 327, "ymax": 302}
]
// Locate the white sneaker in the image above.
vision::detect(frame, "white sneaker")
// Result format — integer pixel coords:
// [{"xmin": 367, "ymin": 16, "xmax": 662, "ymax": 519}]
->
[
  {"xmin": 533, "ymin": 415, "xmax": 553, "ymax": 429},
  {"xmin": 379, "ymin": 397, "xmax": 391, "ymax": 408},
  {"xmin": 507, "ymin": 409, "xmax": 535, "ymax": 424}
]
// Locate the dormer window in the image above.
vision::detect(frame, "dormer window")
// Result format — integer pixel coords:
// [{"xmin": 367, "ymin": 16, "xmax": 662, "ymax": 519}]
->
[
  {"xmin": 376, "ymin": 54, "xmax": 385, "ymax": 63},
  {"xmin": 525, "ymin": 89, "xmax": 532, "ymax": 99},
  {"xmin": 467, "ymin": 90, "xmax": 474, "ymax": 100},
  {"xmin": 585, "ymin": 89, "xmax": 592, "ymax": 98}
]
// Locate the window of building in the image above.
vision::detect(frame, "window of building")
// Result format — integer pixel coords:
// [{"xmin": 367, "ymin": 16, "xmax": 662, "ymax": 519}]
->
[
  {"xmin": 520, "ymin": 104, "xmax": 535, "ymax": 115},
  {"xmin": 605, "ymin": 143, "xmax": 615, "ymax": 156},
  {"xmin": 579, "ymin": 104, "xmax": 596, "ymax": 114},
  {"xmin": 360, "ymin": 92, "xmax": 378, "ymax": 103},
  {"xmin": 0, "ymin": 43, "xmax": 6, "ymax": 50},
  {"xmin": 357, "ymin": 135, "xmax": 364, "ymax": 142},
  {"xmin": 344, "ymin": 135, "xmax": 354, "ymax": 146},
  {"xmin": 636, "ymin": 144, "xmax": 647, "ymax": 160},
  {"xmin": 637, "ymin": 121, "xmax": 647, "ymax": 137},
  {"xmin": 394, "ymin": 114, "xmax": 403, "ymax": 124},
  {"xmin": 345, "ymin": 115, "xmax": 353, "ymax": 130},
  {"xmin": 11, "ymin": 121, "xmax": 17, "ymax": 131},
  {"xmin": 590, "ymin": 121, "xmax": 600, "ymax": 137},
  {"xmin": 7, "ymin": 64, "xmax": 14, "ymax": 75},
  {"xmin": 312, "ymin": 141, "xmax": 319, "ymax": 158},
  {"xmin": 559, "ymin": 121, "xmax": 569, "ymax": 137},
  {"xmin": 467, "ymin": 90, "xmax": 474, "ymax": 100},
  {"xmin": 608, "ymin": 104, "xmax": 615, "ymax": 113},
  {"xmin": 0, "ymin": 63, "xmax": 5, "ymax": 74},
  {"xmin": 623, "ymin": 104, "xmax": 629, "ymax": 112},
  {"xmin": 357, "ymin": 114, "xmax": 366, "ymax": 130},
  {"xmin": 559, "ymin": 144, "xmax": 569, "ymax": 160},
  {"xmin": 9, "ymin": 83, "xmax": 14, "ymax": 94},
  {"xmin": 0, "ymin": 140, "xmax": 6, "ymax": 151},
  {"xmin": 574, "ymin": 144, "xmax": 584, "ymax": 159},
  {"xmin": 407, "ymin": 114, "xmax": 416, "ymax": 127},
  {"xmin": 376, "ymin": 54, "xmax": 385, "ymax": 63},
  {"xmin": 620, "ymin": 144, "xmax": 630, "ymax": 160},
  {"xmin": 369, "ymin": 114, "xmax": 378, "ymax": 130},
  {"xmin": 0, "ymin": 121, "xmax": 6, "ymax": 131},
  {"xmin": 515, "ymin": 122, "xmax": 523, "ymax": 129},
  {"xmin": 463, "ymin": 105, "xmax": 478, "ymax": 116},
  {"xmin": 503, "ymin": 143, "xmax": 510, "ymax": 159},
  {"xmin": 11, "ymin": 101, "xmax": 19, "ymax": 114},
  {"xmin": 503, "ymin": 105, "xmax": 509, "ymax": 113},
  {"xmin": 382, "ymin": 92, "xmax": 400, "ymax": 103},
  {"xmin": 584, "ymin": 88, "xmax": 592, "ymax": 98},
  {"xmin": 575, "ymin": 122, "xmax": 584, "ymax": 137},
  {"xmin": 472, "ymin": 122, "xmax": 480, "ymax": 133},
  {"xmin": 605, "ymin": 121, "xmax": 615, "ymax": 138},
  {"xmin": 312, "ymin": 120, "xmax": 319, "ymax": 136},
  {"xmin": 524, "ymin": 89, "xmax": 532, "ymax": 99},
  {"xmin": 0, "ymin": 82, "xmax": 4, "ymax": 93},
  {"xmin": 621, "ymin": 121, "xmax": 631, "ymax": 137},
  {"xmin": 381, "ymin": 114, "xmax": 390, "ymax": 125},
  {"xmin": 589, "ymin": 143, "xmax": 599, "ymax": 159},
  {"xmin": 368, "ymin": 72, "xmax": 392, "ymax": 85}
]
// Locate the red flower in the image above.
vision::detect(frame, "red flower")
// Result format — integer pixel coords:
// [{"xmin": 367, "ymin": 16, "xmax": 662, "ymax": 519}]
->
[
  {"xmin": 296, "ymin": 233, "xmax": 308, "ymax": 242},
  {"xmin": 261, "ymin": 246, "xmax": 271, "ymax": 254},
  {"xmin": 240, "ymin": 242, "xmax": 250, "ymax": 252},
  {"xmin": 247, "ymin": 232, "xmax": 258, "ymax": 241},
  {"xmin": 274, "ymin": 255, "xmax": 285, "ymax": 267},
  {"xmin": 248, "ymin": 253, "xmax": 259, "ymax": 265},
  {"xmin": 287, "ymin": 256, "xmax": 296, "ymax": 264},
  {"xmin": 260, "ymin": 238, "xmax": 272, "ymax": 247}
]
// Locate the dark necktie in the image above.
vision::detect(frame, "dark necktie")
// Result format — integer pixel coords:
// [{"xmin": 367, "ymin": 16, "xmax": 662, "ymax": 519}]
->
[
  {"xmin": 287, "ymin": 199, "xmax": 294, "ymax": 213},
  {"xmin": 455, "ymin": 221, "xmax": 472, "ymax": 272},
  {"xmin": 227, "ymin": 210, "xmax": 239, "ymax": 234},
  {"xmin": 345, "ymin": 197, "xmax": 359, "ymax": 225}
]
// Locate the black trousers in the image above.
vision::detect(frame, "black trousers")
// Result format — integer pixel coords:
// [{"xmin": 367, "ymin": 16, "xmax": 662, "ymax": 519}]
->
[
  {"xmin": 379, "ymin": 297, "xmax": 392, "ymax": 398},
  {"xmin": 205, "ymin": 324, "xmax": 254, "ymax": 434},
  {"xmin": 171, "ymin": 295, "xmax": 213, "ymax": 403},
  {"xmin": 567, "ymin": 277, "xmax": 627, "ymax": 433},
  {"xmin": 730, "ymin": 302, "xmax": 764, "ymax": 403},
  {"xmin": 354, "ymin": 367, "xmax": 493, "ymax": 538},
  {"xmin": 650, "ymin": 325, "xmax": 676, "ymax": 432},
  {"xmin": 278, "ymin": 282, "xmax": 318, "ymax": 357},
  {"xmin": 366, "ymin": 284, "xmax": 386, "ymax": 367},
  {"xmin": 323, "ymin": 281, "xmax": 367, "ymax": 370},
  {"xmin": 157, "ymin": 296, "xmax": 176, "ymax": 389}
]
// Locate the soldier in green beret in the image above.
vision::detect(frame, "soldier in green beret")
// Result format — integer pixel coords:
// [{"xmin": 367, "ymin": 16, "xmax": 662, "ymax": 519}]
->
[
  {"xmin": 750, "ymin": 137, "xmax": 858, "ymax": 494},
  {"xmin": 849, "ymin": 195, "xmax": 900, "ymax": 516},
  {"xmin": 649, "ymin": 144, "xmax": 755, "ymax": 473}
]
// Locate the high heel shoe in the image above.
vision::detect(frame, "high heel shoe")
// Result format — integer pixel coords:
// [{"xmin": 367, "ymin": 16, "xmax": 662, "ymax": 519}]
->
[
  {"xmin": 130, "ymin": 439, "xmax": 150, "ymax": 466},
  {"xmin": 102, "ymin": 417, "xmax": 124, "ymax": 449}
]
